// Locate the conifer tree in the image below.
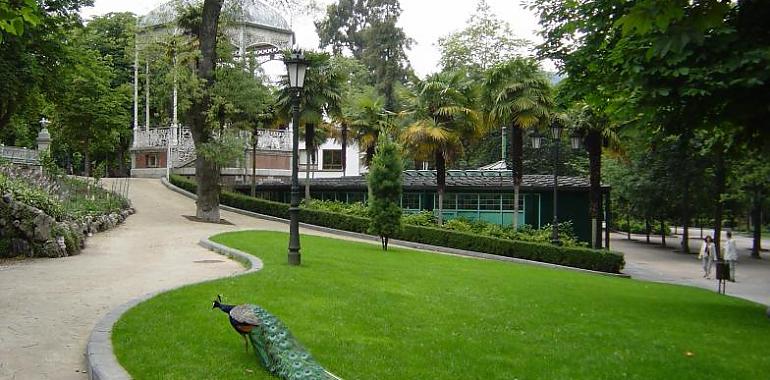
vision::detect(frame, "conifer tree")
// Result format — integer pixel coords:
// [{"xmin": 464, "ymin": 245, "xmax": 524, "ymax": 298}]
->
[{"xmin": 367, "ymin": 133, "xmax": 403, "ymax": 250}]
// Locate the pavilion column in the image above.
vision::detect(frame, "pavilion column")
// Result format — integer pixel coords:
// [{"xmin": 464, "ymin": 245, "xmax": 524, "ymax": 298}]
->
[
  {"xmin": 168, "ymin": 51, "xmax": 178, "ymax": 179},
  {"xmin": 133, "ymin": 44, "xmax": 139, "ymax": 145},
  {"xmin": 172, "ymin": 52, "xmax": 178, "ymax": 129}
]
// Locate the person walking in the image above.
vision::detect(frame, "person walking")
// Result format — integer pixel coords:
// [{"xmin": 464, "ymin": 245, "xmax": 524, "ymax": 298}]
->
[
  {"xmin": 699, "ymin": 235, "xmax": 717, "ymax": 279},
  {"xmin": 723, "ymin": 231, "xmax": 738, "ymax": 282}
]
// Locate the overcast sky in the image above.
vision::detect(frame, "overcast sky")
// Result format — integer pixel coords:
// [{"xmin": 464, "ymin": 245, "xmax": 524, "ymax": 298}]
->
[{"xmin": 80, "ymin": 0, "xmax": 545, "ymax": 78}]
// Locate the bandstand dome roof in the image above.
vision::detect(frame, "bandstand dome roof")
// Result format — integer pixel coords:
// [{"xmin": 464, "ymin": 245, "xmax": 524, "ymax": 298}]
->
[{"xmin": 138, "ymin": 0, "xmax": 291, "ymax": 32}]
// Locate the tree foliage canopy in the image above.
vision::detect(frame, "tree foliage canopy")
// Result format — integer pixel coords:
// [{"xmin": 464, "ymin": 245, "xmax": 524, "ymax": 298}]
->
[
  {"xmin": 315, "ymin": 0, "xmax": 412, "ymax": 109},
  {"xmin": 438, "ymin": 0, "xmax": 529, "ymax": 73}
]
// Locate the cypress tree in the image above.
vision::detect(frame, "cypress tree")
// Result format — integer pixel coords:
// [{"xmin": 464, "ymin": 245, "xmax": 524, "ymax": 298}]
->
[{"xmin": 367, "ymin": 133, "xmax": 403, "ymax": 250}]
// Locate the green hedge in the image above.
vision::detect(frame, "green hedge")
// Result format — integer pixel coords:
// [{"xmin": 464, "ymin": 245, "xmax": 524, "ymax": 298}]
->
[{"xmin": 171, "ymin": 175, "xmax": 624, "ymax": 273}]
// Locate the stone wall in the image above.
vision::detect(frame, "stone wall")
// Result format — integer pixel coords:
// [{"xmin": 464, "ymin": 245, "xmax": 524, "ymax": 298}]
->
[{"xmin": 0, "ymin": 193, "xmax": 135, "ymax": 258}]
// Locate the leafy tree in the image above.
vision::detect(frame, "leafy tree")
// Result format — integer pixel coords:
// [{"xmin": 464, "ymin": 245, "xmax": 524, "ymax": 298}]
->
[
  {"xmin": 728, "ymin": 153, "xmax": 770, "ymax": 258},
  {"xmin": 402, "ymin": 70, "xmax": 483, "ymax": 225},
  {"xmin": 55, "ymin": 39, "xmax": 130, "ymax": 177},
  {"xmin": 567, "ymin": 102, "xmax": 621, "ymax": 248},
  {"xmin": 315, "ymin": 0, "xmax": 412, "ymax": 110},
  {"xmin": 328, "ymin": 56, "xmax": 372, "ymax": 172},
  {"xmin": 438, "ymin": 0, "xmax": 529, "ymax": 74},
  {"xmin": 185, "ymin": 0, "xmax": 225, "ymax": 222},
  {"xmin": 368, "ymin": 133, "xmax": 403, "ymax": 250},
  {"xmin": 78, "ymin": 12, "xmax": 136, "ymax": 175},
  {"xmin": 315, "ymin": 0, "xmax": 368, "ymax": 58},
  {"xmin": 0, "ymin": 0, "xmax": 91, "ymax": 132},
  {"xmin": 484, "ymin": 59, "xmax": 552, "ymax": 229},
  {"xmin": 0, "ymin": 0, "xmax": 40, "ymax": 43},
  {"xmin": 531, "ymin": 0, "xmax": 770, "ymax": 250}
]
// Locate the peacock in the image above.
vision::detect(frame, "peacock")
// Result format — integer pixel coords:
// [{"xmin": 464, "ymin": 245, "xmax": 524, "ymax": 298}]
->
[{"xmin": 212, "ymin": 295, "xmax": 342, "ymax": 380}]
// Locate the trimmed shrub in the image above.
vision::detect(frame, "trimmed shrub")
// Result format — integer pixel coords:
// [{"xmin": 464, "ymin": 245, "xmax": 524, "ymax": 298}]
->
[
  {"xmin": 170, "ymin": 175, "xmax": 625, "ymax": 273},
  {"xmin": 396, "ymin": 224, "xmax": 624, "ymax": 273}
]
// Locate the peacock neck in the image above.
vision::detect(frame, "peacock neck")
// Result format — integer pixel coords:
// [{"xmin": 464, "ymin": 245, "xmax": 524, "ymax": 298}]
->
[{"xmin": 217, "ymin": 303, "xmax": 235, "ymax": 313}]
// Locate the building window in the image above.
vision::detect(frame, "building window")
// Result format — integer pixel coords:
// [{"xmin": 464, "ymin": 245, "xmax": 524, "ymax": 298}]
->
[
  {"xmin": 401, "ymin": 193, "xmax": 421, "ymax": 210},
  {"xmin": 441, "ymin": 193, "xmax": 457, "ymax": 209},
  {"xmin": 322, "ymin": 149, "xmax": 343, "ymax": 170},
  {"xmin": 146, "ymin": 153, "xmax": 158, "ymax": 168},
  {"xmin": 502, "ymin": 193, "xmax": 526, "ymax": 211},
  {"xmin": 457, "ymin": 193, "xmax": 478, "ymax": 210},
  {"xmin": 347, "ymin": 192, "xmax": 366, "ymax": 204},
  {"xmin": 479, "ymin": 193, "xmax": 500, "ymax": 210}
]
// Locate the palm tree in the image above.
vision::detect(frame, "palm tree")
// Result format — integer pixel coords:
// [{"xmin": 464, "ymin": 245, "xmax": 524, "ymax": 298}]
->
[
  {"xmin": 402, "ymin": 70, "xmax": 483, "ymax": 225},
  {"xmin": 347, "ymin": 88, "xmax": 395, "ymax": 166},
  {"xmin": 568, "ymin": 102, "xmax": 621, "ymax": 249},
  {"xmin": 484, "ymin": 58, "xmax": 553, "ymax": 230},
  {"xmin": 279, "ymin": 52, "xmax": 345, "ymax": 200}
]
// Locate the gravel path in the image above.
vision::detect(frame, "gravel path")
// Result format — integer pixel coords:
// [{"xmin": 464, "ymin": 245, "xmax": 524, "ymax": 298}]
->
[
  {"xmin": 612, "ymin": 232, "xmax": 770, "ymax": 306},
  {"xmin": 0, "ymin": 178, "xmax": 290, "ymax": 380}
]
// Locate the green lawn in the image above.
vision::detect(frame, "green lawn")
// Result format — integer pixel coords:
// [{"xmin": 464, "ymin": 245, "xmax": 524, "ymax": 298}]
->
[{"xmin": 113, "ymin": 231, "xmax": 770, "ymax": 379}]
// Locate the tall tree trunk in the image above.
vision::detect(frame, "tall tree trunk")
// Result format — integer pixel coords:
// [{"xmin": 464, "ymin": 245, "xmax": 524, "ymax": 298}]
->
[
  {"xmin": 251, "ymin": 131, "xmax": 257, "ymax": 197},
  {"xmin": 752, "ymin": 188, "xmax": 762, "ymax": 258},
  {"xmin": 436, "ymin": 150, "xmax": 446, "ymax": 225},
  {"xmin": 365, "ymin": 132, "xmax": 378, "ymax": 166},
  {"xmin": 681, "ymin": 169, "xmax": 691, "ymax": 253},
  {"xmin": 305, "ymin": 123, "xmax": 315, "ymax": 201},
  {"xmin": 341, "ymin": 124, "xmax": 348, "ymax": 176},
  {"xmin": 305, "ymin": 152, "xmax": 311, "ymax": 201},
  {"xmin": 586, "ymin": 130, "xmax": 603, "ymax": 249},
  {"xmin": 512, "ymin": 125, "xmax": 523, "ymax": 229},
  {"xmin": 713, "ymin": 147, "xmax": 726, "ymax": 256},
  {"xmin": 188, "ymin": 0, "xmax": 224, "ymax": 222},
  {"xmin": 677, "ymin": 132, "xmax": 691, "ymax": 253},
  {"xmin": 661, "ymin": 220, "xmax": 666, "ymax": 247},
  {"xmin": 645, "ymin": 218, "xmax": 651, "ymax": 243},
  {"xmin": 626, "ymin": 206, "xmax": 631, "ymax": 240}
]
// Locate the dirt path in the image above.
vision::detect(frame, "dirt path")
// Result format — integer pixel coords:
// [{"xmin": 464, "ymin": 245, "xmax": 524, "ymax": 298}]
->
[{"xmin": 0, "ymin": 179, "xmax": 293, "ymax": 380}]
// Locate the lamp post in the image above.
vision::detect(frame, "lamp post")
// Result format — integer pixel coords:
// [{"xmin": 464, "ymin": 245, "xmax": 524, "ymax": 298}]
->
[
  {"xmin": 531, "ymin": 122, "xmax": 575, "ymax": 246},
  {"xmin": 284, "ymin": 49, "xmax": 309, "ymax": 266}
]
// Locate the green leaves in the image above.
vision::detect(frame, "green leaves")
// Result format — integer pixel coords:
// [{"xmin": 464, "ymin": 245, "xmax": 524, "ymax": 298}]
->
[{"xmin": 0, "ymin": 0, "xmax": 40, "ymax": 43}]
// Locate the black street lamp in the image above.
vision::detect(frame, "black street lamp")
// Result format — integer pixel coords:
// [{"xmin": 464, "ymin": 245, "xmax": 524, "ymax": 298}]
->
[
  {"xmin": 284, "ymin": 49, "xmax": 309, "ymax": 266},
  {"xmin": 531, "ymin": 121, "xmax": 576, "ymax": 246}
]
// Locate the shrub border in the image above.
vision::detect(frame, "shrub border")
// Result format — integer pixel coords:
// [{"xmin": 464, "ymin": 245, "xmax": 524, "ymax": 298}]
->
[{"xmin": 164, "ymin": 176, "xmax": 627, "ymax": 276}]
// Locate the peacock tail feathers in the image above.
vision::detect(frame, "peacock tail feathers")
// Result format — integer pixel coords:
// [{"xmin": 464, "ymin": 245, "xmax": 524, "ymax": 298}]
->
[{"xmin": 241, "ymin": 304, "xmax": 337, "ymax": 380}]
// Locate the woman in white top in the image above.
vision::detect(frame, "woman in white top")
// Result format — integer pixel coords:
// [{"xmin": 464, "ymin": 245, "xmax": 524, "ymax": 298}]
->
[
  {"xmin": 698, "ymin": 235, "xmax": 716, "ymax": 279},
  {"xmin": 723, "ymin": 231, "xmax": 738, "ymax": 282}
]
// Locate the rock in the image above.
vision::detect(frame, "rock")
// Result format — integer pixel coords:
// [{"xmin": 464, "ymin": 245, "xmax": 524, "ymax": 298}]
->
[
  {"xmin": 33, "ymin": 213, "xmax": 53, "ymax": 242},
  {"xmin": 10, "ymin": 238, "xmax": 30, "ymax": 257},
  {"xmin": 2, "ymin": 193, "xmax": 11, "ymax": 204},
  {"xmin": 43, "ymin": 239, "xmax": 66, "ymax": 258}
]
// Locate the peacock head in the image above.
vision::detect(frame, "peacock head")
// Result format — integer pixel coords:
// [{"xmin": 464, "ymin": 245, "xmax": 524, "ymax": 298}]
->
[{"xmin": 212, "ymin": 294, "xmax": 223, "ymax": 309}]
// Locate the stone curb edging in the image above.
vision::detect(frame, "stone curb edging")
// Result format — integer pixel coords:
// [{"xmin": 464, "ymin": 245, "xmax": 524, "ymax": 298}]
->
[
  {"xmin": 161, "ymin": 177, "xmax": 630, "ymax": 279},
  {"xmin": 85, "ymin": 238, "xmax": 263, "ymax": 380}
]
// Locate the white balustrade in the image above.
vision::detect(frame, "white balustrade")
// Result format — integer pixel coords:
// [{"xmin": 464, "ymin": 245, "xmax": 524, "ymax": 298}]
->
[
  {"xmin": 133, "ymin": 127, "xmax": 291, "ymax": 168},
  {"xmin": 0, "ymin": 146, "xmax": 40, "ymax": 164}
]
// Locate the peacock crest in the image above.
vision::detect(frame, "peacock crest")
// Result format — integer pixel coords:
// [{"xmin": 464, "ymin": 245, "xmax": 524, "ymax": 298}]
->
[{"xmin": 213, "ymin": 295, "xmax": 342, "ymax": 380}]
